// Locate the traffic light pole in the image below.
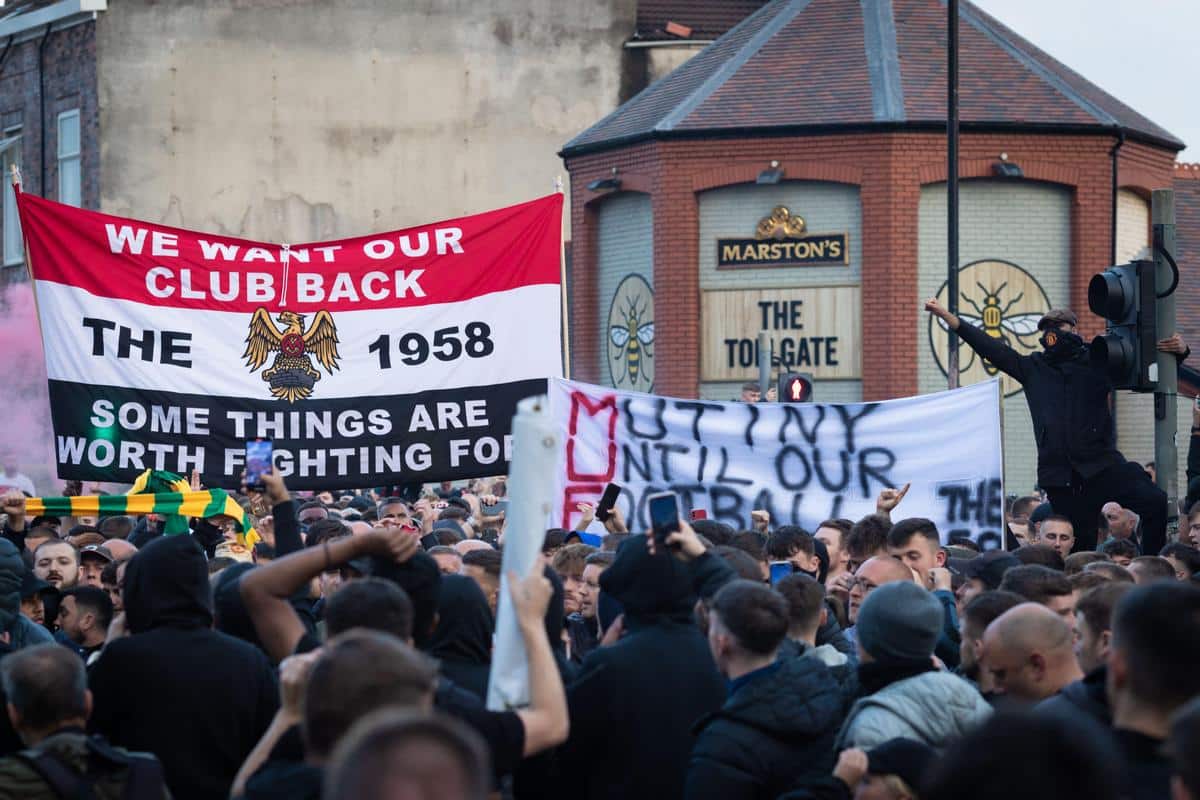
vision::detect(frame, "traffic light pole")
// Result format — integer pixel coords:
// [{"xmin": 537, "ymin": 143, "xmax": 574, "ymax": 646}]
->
[
  {"xmin": 946, "ymin": 0, "xmax": 960, "ymax": 390},
  {"xmin": 1152, "ymin": 188, "xmax": 1178, "ymax": 533}
]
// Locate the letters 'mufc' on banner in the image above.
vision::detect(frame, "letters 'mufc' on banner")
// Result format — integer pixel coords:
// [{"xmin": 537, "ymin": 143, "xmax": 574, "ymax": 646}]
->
[
  {"xmin": 551, "ymin": 379, "xmax": 1005, "ymax": 545},
  {"xmin": 18, "ymin": 192, "xmax": 564, "ymax": 488}
]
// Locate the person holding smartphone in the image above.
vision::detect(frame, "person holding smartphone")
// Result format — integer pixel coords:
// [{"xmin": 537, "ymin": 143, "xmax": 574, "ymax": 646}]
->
[{"xmin": 557, "ymin": 499, "xmax": 736, "ymax": 800}]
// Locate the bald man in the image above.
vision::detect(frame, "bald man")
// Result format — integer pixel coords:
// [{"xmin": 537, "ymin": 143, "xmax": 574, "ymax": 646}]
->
[
  {"xmin": 982, "ymin": 603, "xmax": 1083, "ymax": 704},
  {"xmin": 1101, "ymin": 502, "xmax": 1139, "ymax": 543},
  {"xmin": 102, "ymin": 539, "xmax": 137, "ymax": 560},
  {"xmin": 846, "ymin": 556, "xmax": 915, "ymax": 626},
  {"xmin": 455, "ymin": 539, "xmax": 492, "ymax": 556}
]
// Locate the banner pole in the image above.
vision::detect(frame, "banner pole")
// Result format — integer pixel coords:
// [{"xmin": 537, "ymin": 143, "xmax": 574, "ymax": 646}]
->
[
  {"xmin": 556, "ymin": 176, "xmax": 571, "ymax": 379},
  {"xmin": 10, "ymin": 164, "xmax": 33, "ymax": 284}
]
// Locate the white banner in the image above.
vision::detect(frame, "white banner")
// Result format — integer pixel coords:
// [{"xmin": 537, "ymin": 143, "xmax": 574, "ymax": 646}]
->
[{"xmin": 550, "ymin": 379, "xmax": 1004, "ymax": 545}]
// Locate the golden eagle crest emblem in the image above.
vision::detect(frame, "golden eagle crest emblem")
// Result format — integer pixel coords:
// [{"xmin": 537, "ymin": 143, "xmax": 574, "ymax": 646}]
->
[{"xmin": 243, "ymin": 308, "xmax": 341, "ymax": 403}]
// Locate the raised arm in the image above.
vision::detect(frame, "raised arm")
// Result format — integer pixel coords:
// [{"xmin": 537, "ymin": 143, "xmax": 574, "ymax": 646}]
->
[
  {"xmin": 231, "ymin": 651, "xmax": 316, "ymax": 796},
  {"xmin": 240, "ymin": 522, "xmax": 419, "ymax": 662},
  {"xmin": 1, "ymin": 492, "xmax": 26, "ymax": 551},
  {"xmin": 924, "ymin": 297, "xmax": 1028, "ymax": 382},
  {"xmin": 260, "ymin": 471, "xmax": 303, "ymax": 556},
  {"xmin": 507, "ymin": 565, "xmax": 570, "ymax": 756}
]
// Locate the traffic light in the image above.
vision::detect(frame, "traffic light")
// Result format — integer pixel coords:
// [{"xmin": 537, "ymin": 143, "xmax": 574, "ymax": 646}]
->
[
  {"xmin": 1087, "ymin": 259, "xmax": 1157, "ymax": 391},
  {"xmin": 778, "ymin": 372, "xmax": 814, "ymax": 402}
]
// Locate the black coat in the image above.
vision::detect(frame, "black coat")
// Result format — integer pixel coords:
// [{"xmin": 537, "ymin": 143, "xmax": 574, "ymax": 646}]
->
[
  {"xmin": 685, "ymin": 656, "xmax": 843, "ymax": 800},
  {"xmin": 1037, "ymin": 665, "xmax": 1110, "ymax": 726},
  {"xmin": 957, "ymin": 323, "xmax": 1123, "ymax": 487},
  {"xmin": 427, "ymin": 575, "xmax": 494, "ymax": 701},
  {"xmin": 558, "ymin": 536, "xmax": 727, "ymax": 800},
  {"xmin": 89, "ymin": 535, "xmax": 279, "ymax": 800}
]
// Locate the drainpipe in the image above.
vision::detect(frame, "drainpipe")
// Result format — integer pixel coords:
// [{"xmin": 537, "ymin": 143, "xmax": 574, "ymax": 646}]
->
[
  {"xmin": 0, "ymin": 36, "xmax": 14, "ymax": 79},
  {"xmin": 1110, "ymin": 129, "xmax": 1126, "ymax": 264},
  {"xmin": 37, "ymin": 24, "xmax": 51, "ymax": 196}
]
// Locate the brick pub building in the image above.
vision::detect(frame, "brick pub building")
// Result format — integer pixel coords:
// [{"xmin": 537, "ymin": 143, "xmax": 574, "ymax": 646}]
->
[{"xmin": 561, "ymin": 0, "xmax": 1192, "ymax": 493}]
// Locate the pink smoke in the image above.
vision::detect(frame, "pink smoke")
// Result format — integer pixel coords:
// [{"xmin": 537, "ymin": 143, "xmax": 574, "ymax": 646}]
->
[{"xmin": 0, "ymin": 281, "xmax": 57, "ymax": 492}]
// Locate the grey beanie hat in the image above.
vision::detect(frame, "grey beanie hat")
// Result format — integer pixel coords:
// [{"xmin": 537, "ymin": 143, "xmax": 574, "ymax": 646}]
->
[{"xmin": 856, "ymin": 581, "xmax": 943, "ymax": 664}]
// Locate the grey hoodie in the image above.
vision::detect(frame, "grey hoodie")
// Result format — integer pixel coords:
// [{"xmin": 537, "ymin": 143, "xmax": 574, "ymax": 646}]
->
[{"xmin": 835, "ymin": 670, "xmax": 992, "ymax": 751}]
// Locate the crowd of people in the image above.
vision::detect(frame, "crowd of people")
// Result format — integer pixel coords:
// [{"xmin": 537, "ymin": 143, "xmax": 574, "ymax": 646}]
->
[{"xmin": 0, "ymin": 462, "xmax": 1192, "ymax": 800}]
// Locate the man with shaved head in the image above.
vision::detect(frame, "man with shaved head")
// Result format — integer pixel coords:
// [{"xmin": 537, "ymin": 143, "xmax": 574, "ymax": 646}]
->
[
  {"xmin": 1101, "ymin": 502, "xmax": 1140, "ymax": 549},
  {"xmin": 846, "ymin": 556, "xmax": 914, "ymax": 629},
  {"xmin": 103, "ymin": 539, "xmax": 137, "ymax": 561},
  {"xmin": 982, "ymin": 603, "xmax": 1083, "ymax": 704},
  {"xmin": 454, "ymin": 539, "xmax": 492, "ymax": 556}
]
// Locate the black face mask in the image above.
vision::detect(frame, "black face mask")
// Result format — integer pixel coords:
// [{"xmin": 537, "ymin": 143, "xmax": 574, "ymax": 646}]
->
[{"xmin": 1040, "ymin": 329, "xmax": 1084, "ymax": 360}]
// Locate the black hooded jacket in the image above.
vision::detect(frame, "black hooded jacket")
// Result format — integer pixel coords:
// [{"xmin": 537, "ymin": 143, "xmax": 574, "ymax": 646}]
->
[
  {"xmin": 557, "ymin": 536, "xmax": 727, "ymax": 800},
  {"xmin": 686, "ymin": 656, "xmax": 844, "ymax": 800},
  {"xmin": 956, "ymin": 323, "xmax": 1123, "ymax": 487},
  {"xmin": 89, "ymin": 534, "xmax": 278, "ymax": 800},
  {"xmin": 428, "ymin": 574, "xmax": 494, "ymax": 700}
]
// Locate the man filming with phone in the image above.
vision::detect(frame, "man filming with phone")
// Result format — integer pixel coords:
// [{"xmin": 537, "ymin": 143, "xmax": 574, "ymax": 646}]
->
[{"xmin": 924, "ymin": 298, "xmax": 1172, "ymax": 554}]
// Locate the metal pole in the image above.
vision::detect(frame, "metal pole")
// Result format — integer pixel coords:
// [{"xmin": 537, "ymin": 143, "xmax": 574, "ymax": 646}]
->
[
  {"xmin": 946, "ymin": 0, "xmax": 960, "ymax": 389},
  {"xmin": 757, "ymin": 331, "xmax": 771, "ymax": 398},
  {"xmin": 1152, "ymin": 189, "xmax": 1178, "ymax": 537}
]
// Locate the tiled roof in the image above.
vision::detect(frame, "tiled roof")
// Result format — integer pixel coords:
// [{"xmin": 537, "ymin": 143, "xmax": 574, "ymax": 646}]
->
[
  {"xmin": 635, "ymin": 1, "xmax": 769, "ymax": 41},
  {"xmin": 0, "ymin": 1, "xmax": 63, "ymax": 20},
  {"xmin": 564, "ymin": 0, "xmax": 1184, "ymax": 156},
  {"xmin": 1173, "ymin": 165, "xmax": 1200, "ymax": 358}
]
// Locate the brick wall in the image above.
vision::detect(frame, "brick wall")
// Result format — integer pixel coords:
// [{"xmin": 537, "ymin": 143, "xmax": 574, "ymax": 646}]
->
[
  {"xmin": 565, "ymin": 130, "xmax": 1178, "ymax": 403},
  {"xmin": 0, "ymin": 22, "xmax": 99, "ymax": 287}
]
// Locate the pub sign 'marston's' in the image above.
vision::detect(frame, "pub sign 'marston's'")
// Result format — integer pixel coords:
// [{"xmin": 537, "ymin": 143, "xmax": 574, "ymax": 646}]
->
[{"xmin": 717, "ymin": 206, "xmax": 849, "ymax": 268}]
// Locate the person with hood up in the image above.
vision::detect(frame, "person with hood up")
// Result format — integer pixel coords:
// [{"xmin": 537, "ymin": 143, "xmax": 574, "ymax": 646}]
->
[
  {"xmin": 836, "ymin": 581, "xmax": 991, "ymax": 751},
  {"xmin": 686, "ymin": 580, "xmax": 844, "ymax": 800},
  {"xmin": 0, "ymin": 539, "xmax": 52, "ymax": 651},
  {"xmin": 557, "ymin": 520, "xmax": 731, "ymax": 800},
  {"xmin": 427, "ymin": 574, "xmax": 493, "ymax": 701},
  {"xmin": 88, "ymin": 534, "xmax": 278, "ymax": 800}
]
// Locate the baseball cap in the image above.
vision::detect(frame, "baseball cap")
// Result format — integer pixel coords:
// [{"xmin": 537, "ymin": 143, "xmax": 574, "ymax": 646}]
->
[
  {"xmin": 1037, "ymin": 309, "xmax": 1078, "ymax": 331},
  {"xmin": 19, "ymin": 570, "xmax": 52, "ymax": 598},
  {"xmin": 79, "ymin": 544, "xmax": 114, "ymax": 564}
]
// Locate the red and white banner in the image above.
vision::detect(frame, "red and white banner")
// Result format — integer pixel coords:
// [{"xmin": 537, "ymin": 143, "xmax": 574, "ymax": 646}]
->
[{"xmin": 18, "ymin": 191, "xmax": 564, "ymax": 488}]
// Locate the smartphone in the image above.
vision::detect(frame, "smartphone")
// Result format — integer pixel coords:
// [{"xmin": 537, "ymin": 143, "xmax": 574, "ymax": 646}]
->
[
  {"xmin": 419, "ymin": 532, "xmax": 439, "ymax": 550},
  {"xmin": 481, "ymin": 499, "xmax": 509, "ymax": 517},
  {"xmin": 596, "ymin": 482, "xmax": 621, "ymax": 522},
  {"xmin": 244, "ymin": 439, "xmax": 273, "ymax": 490},
  {"xmin": 769, "ymin": 561, "xmax": 794, "ymax": 586},
  {"xmin": 690, "ymin": 509, "xmax": 708, "ymax": 521},
  {"xmin": 647, "ymin": 491, "xmax": 680, "ymax": 550}
]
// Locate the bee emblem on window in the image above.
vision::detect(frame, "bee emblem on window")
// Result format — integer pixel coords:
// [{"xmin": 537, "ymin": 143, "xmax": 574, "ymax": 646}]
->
[
  {"xmin": 933, "ymin": 281, "xmax": 1043, "ymax": 376},
  {"xmin": 605, "ymin": 274, "xmax": 655, "ymax": 391},
  {"xmin": 929, "ymin": 259, "xmax": 1052, "ymax": 397}
]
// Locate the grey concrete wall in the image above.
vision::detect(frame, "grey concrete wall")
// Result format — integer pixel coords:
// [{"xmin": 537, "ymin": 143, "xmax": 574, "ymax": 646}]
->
[
  {"xmin": 95, "ymin": 0, "xmax": 637, "ymax": 241},
  {"xmin": 595, "ymin": 191, "xmax": 653, "ymax": 390}
]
